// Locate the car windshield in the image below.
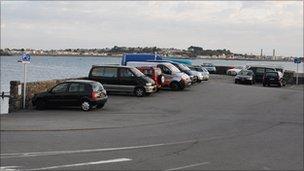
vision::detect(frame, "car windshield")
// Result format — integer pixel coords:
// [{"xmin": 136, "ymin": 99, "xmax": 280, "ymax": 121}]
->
[
  {"xmin": 238, "ymin": 70, "xmax": 253, "ymax": 76},
  {"xmin": 192, "ymin": 66, "xmax": 203, "ymax": 72},
  {"xmin": 178, "ymin": 64, "xmax": 191, "ymax": 71},
  {"xmin": 201, "ymin": 67, "xmax": 208, "ymax": 72},
  {"xmin": 131, "ymin": 68, "xmax": 145, "ymax": 77},
  {"xmin": 166, "ymin": 64, "xmax": 181, "ymax": 73}
]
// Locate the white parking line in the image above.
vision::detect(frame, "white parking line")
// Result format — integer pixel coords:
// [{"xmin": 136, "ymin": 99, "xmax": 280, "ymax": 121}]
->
[
  {"xmin": 165, "ymin": 162, "xmax": 210, "ymax": 171},
  {"xmin": 24, "ymin": 158, "xmax": 132, "ymax": 171},
  {"xmin": 1, "ymin": 139, "xmax": 198, "ymax": 158},
  {"xmin": 0, "ymin": 166, "xmax": 20, "ymax": 171}
]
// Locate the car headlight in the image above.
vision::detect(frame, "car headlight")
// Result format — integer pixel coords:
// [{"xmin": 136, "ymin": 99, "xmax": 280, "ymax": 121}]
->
[
  {"xmin": 161, "ymin": 76, "xmax": 165, "ymax": 83},
  {"xmin": 146, "ymin": 83, "xmax": 152, "ymax": 86}
]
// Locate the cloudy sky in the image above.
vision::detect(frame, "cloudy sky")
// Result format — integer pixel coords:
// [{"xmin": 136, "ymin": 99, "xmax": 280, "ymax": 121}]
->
[{"xmin": 1, "ymin": 1, "xmax": 303, "ymax": 56}]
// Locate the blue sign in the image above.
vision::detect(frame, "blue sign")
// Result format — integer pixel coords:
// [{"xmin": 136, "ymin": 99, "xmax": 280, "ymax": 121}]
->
[
  {"xmin": 294, "ymin": 57, "xmax": 301, "ymax": 64},
  {"xmin": 19, "ymin": 54, "xmax": 31, "ymax": 63}
]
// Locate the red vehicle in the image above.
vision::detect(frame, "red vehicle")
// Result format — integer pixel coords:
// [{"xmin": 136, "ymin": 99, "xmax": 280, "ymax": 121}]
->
[{"xmin": 136, "ymin": 66, "xmax": 164, "ymax": 90}]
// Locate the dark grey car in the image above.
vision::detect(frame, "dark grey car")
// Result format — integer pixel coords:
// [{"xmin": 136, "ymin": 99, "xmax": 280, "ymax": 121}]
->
[{"xmin": 235, "ymin": 70, "xmax": 255, "ymax": 85}]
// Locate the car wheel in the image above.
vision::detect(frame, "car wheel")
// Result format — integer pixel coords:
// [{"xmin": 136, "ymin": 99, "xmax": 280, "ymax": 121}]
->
[
  {"xmin": 134, "ymin": 87, "xmax": 145, "ymax": 97},
  {"xmin": 170, "ymin": 82, "xmax": 180, "ymax": 91},
  {"xmin": 235, "ymin": 80, "xmax": 238, "ymax": 84},
  {"xmin": 36, "ymin": 99, "xmax": 46, "ymax": 110},
  {"xmin": 263, "ymin": 83, "xmax": 266, "ymax": 87},
  {"xmin": 81, "ymin": 100, "xmax": 91, "ymax": 111},
  {"xmin": 249, "ymin": 81, "xmax": 253, "ymax": 85}
]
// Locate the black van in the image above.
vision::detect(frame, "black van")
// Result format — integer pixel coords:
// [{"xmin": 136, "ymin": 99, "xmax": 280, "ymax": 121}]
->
[
  {"xmin": 247, "ymin": 65, "xmax": 283, "ymax": 82},
  {"xmin": 88, "ymin": 65, "xmax": 157, "ymax": 97}
]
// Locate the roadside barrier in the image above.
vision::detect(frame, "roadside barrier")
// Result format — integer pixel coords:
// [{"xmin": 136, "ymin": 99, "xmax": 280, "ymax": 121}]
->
[{"xmin": 1, "ymin": 91, "xmax": 10, "ymax": 114}]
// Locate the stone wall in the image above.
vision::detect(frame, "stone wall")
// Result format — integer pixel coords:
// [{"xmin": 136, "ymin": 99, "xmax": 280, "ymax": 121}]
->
[{"xmin": 9, "ymin": 77, "xmax": 86, "ymax": 111}]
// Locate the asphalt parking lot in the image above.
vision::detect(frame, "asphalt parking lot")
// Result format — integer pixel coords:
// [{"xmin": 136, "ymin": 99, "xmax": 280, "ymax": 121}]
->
[{"xmin": 1, "ymin": 77, "xmax": 303, "ymax": 170}]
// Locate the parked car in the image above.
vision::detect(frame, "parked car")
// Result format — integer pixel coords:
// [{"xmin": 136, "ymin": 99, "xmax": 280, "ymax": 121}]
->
[
  {"xmin": 227, "ymin": 66, "xmax": 248, "ymax": 76},
  {"xmin": 263, "ymin": 71, "xmax": 284, "ymax": 87},
  {"xmin": 247, "ymin": 65, "xmax": 284, "ymax": 82},
  {"xmin": 201, "ymin": 67, "xmax": 210, "ymax": 81},
  {"xmin": 136, "ymin": 66, "xmax": 164, "ymax": 90},
  {"xmin": 139, "ymin": 60, "xmax": 196, "ymax": 83},
  {"xmin": 188, "ymin": 65, "xmax": 209, "ymax": 81},
  {"xmin": 32, "ymin": 80, "xmax": 108, "ymax": 111},
  {"xmin": 201, "ymin": 63, "xmax": 216, "ymax": 73},
  {"xmin": 157, "ymin": 61, "xmax": 198, "ymax": 83},
  {"xmin": 234, "ymin": 69, "xmax": 255, "ymax": 85},
  {"xmin": 88, "ymin": 65, "xmax": 157, "ymax": 97},
  {"xmin": 126, "ymin": 61, "xmax": 191, "ymax": 91}
]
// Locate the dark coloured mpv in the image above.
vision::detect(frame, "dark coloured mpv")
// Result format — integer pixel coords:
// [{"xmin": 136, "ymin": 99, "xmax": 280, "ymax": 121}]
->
[
  {"xmin": 263, "ymin": 71, "xmax": 284, "ymax": 87},
  {"xmin": 32, "ymin": 80, "xmax": 108, "ymax": 111},
  {"xmin": 88, "ymin": 65, "xmax": 157, "ymax": 97}
]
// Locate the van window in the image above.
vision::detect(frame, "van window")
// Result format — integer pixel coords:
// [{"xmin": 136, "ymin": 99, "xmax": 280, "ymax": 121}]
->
[
  {"xmin": 256, "ymin": 68, "xmax": 265, "ymax": 74},
  {"xmin": 103, "ymin": 68, "xmax": 117, "ymax": 77},
  {"xmin": 91, "ymin": 67, "xmax": 117, "ymax": 77},
  {"xmin": 266, "ymin": 72, "xmax": 278, "ymax": 77},
  {"xmin": 120, "ymin": 68, "xmax": 134, "ymax": 77},
  {"xmin": 91, "ymin": 67, "xmax": 103, "ymax": 77},
  {"xmin": 130, "ymin": 68, "xmax": 145, "ymax": 77},
  {"xmin": 266, "ymin": 68, "xmax": 275, "ymax": 72}
]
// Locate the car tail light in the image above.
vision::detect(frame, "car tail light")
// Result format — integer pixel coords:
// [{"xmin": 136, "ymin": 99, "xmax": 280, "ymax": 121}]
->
[{"xmin": 91, "ymin": 91, "xmax": 99, "ymax": 100}]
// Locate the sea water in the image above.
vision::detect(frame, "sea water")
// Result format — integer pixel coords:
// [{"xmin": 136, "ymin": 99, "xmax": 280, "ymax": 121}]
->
[{"xmin": 1, "ymin": 56, "xmax": 303, "ymax": 92}]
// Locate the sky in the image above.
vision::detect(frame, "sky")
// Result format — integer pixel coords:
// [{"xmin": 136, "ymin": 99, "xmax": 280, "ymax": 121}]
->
[{"xmin": 1, "ymin": 1, "xmax": 303, "ymax": 57}]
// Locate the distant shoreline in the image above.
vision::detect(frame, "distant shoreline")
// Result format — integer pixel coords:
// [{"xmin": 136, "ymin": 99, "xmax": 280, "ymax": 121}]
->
[{"xmin": 1, "ymin": 54, "xmax": 293, "ymax": 62}]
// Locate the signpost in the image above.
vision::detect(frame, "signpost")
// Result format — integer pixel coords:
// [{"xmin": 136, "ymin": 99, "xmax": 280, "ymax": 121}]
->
[
  {"xmin": 294, "ymin": 57, "xmax": 301, "ymax": 85},
  {"xmin": 18, "ymin": 53, "xmax": 31, "ymax": 109}
]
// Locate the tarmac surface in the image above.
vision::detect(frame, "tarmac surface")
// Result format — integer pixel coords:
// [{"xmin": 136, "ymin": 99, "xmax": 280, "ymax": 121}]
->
[{"xmin": 1, "ymin": 76, "xmax": 303, "ymax": 170}]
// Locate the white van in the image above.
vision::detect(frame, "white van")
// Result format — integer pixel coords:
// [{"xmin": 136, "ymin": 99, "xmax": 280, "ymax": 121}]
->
[{"xmin": 126, "ymin": 61, "xmax": 192, "ymax": 90}]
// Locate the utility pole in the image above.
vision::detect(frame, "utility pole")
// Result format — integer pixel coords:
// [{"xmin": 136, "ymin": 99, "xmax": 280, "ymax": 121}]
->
[
  {"xmin": 260, "ymin": 49, "xmax": 263, "ymax": 59},
  {"xmin": 273, "ymin": 49, "xmax": 276, "ymax": 60}
]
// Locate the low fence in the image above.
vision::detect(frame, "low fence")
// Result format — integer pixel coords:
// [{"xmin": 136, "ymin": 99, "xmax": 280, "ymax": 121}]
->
[{"xmin": 1, "ymin": 92, "xmax": 10, "ymax": 114}]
